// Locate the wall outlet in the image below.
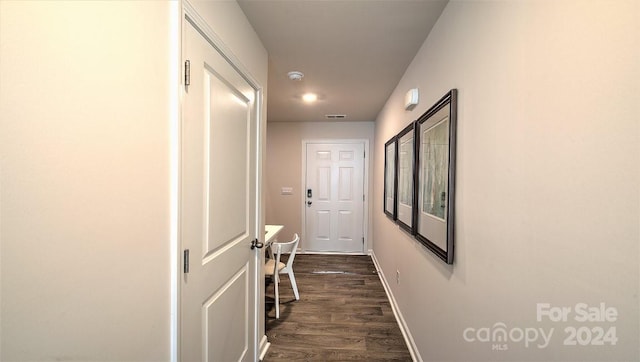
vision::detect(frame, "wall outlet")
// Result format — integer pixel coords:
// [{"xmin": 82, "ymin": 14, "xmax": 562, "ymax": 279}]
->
[{"xmin": 396, "ymin": 269, "xmax": 400, "ymax": 284}]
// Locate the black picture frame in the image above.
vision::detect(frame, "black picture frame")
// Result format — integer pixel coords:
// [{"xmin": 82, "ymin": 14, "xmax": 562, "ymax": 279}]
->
[
  {"xmin": 384, "ymin": 137, "xmax": 398, "ymax": 219},
  {"xmin": 414, "ymin": 89, "xmax": 457, "ymax": 264},
  {"xmin": 395, "ymin": 122, "xmax": 416, "ymax": 234}
]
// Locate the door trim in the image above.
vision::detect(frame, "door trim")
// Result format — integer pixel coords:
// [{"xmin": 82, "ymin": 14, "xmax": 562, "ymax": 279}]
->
[
  {"xmin": 301, "ymin": 139, "xmax": 370, "ymax": 254},
  {"xmin": 183, "ymin": 0, "xmax": 262, "ymax": 90},
  {"xmin": 176, "ymin": 2, "xmax": 265, "ymax": 361}
]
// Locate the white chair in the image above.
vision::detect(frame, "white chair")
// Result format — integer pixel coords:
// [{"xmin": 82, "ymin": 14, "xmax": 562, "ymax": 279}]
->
[{"xmin": 265, "ymin": 233, "xmax": 300, "ymax": 319}]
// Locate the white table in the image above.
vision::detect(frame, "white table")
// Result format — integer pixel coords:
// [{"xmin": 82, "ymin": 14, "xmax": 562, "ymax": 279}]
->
[
  {"xmin": 259, "ymin": 224, "xmax": 284, "ymax": 360},
  {"xmin": 264, "ymin": 224, "xmax": 284, "ymax": 246}
]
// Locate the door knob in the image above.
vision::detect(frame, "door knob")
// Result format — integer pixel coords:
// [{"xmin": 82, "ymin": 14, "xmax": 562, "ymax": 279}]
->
[
  {"xmin": 250, "ymin": 239, "xmax": 264, "ymax": 250},
  {"xmin": 307, "ymin": 201, "xmax": 312, "ymax": 206}
]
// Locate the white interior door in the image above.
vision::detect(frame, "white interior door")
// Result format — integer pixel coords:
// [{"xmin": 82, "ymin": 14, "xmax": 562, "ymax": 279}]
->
[
  {"xmin": 305, "ymin": 142, "xmax": 365, "ymax": 253},
  {"xmin": 181, "ymin": 19, "xmax": 258, "ymax": 362}
]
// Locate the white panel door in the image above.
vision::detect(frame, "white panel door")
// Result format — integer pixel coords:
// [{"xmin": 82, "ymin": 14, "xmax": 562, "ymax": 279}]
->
[
  {"xmin": 181, "ymin": 19, "xmax": 258, "ymax": 362},
  {"xmin": 305, "ymin": 143, "xmax": 365, "ymax": 253}
]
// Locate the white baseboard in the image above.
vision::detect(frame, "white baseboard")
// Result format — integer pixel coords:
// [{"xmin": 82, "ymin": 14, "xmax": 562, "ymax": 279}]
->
[
  {"xmin": 369, "ymin": 251, "xmax": 422, "ymax": 362},
  {"xmin": 299, "ymin": 250, "xmax": 367, "ymax": 256},
  {"xmin": 258, "ymin": 334, "xmax": 270, "ymax": 361}
]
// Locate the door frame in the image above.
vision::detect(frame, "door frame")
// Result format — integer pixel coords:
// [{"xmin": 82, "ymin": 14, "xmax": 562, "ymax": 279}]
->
[
  {"xmin": 301, "ymin": 139, "xmax": 370, "ymax": 255},
  {"xmin": 174, "ymin": 2, "xmax": 265, "ymax": 361}
]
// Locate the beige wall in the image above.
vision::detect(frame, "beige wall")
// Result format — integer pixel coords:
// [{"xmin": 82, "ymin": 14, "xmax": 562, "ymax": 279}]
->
[
  {"xmin": 0, "ymin": 1, "xmax": 267, "ymax": 360},
  {"xmin": 266, "ymin": 121, "xmax": 375, "ymax": 251},
  {"xmin": 373, "ymin": 1, "xmax": 639, "ymax": 361},
  {"xmin": 0, "ymin": 2, "xmax": 174, "ymax": 360}
]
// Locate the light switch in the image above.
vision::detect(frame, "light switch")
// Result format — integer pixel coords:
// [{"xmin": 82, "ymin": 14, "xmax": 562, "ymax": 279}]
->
[{"xmin": 281, "ymin": 187, "xmax": 293, "ymax": 195}]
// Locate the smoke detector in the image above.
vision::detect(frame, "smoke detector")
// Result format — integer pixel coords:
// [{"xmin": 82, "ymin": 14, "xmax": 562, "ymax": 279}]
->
[{"xmin": 287, "ymin": 71, "xmax": 304, "ymax": 81}]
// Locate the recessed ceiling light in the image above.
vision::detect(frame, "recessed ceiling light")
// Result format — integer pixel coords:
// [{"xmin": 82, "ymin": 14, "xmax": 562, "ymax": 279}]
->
[{"xmin": 302, "ymin": 93, "xmax": 317, "ymax": 103}]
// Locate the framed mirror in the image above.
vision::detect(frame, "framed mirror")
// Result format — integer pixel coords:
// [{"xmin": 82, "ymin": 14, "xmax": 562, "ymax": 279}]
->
[
  {"xmin": 415, "ymin": 89, "xmax": 457, "ymax": 264},
  {"xmin": 396, "ymin": 123, "xmax": 416, "ymax": 233},
  {"xmin": 384, "ymin": 137, "xmax": 397, "ymax": 219}
]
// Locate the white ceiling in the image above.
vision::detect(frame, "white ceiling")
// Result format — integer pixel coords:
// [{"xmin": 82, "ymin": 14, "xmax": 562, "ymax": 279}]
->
[{"xmin": 237, "ymin": 0, "xmax": 448, "ymax": 122}]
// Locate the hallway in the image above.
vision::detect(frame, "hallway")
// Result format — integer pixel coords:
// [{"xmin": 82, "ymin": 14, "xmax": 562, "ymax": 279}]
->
[{"xmin": 264, "ymin": 254, "xmax": 411, "ymax": 361}]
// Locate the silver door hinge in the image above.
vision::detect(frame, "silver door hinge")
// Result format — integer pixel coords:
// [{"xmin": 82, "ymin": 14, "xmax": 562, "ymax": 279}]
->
[
  {"xmin": 362, "ymin": 237, "xmax": 365, "ymax": 245},
  {"xmin": 185, "ymin": 60, "xmax": 191, "ymax": 86},
  {"xmin": 183, "ymin": 249, "xmax": 190, "ymax": 274},
  {"xmin": 363, "ymin": 195, "xmax": 365, "ymax": 202}
]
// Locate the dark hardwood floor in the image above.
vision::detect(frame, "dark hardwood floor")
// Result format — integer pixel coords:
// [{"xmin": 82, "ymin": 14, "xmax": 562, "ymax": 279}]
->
[{"xmin": 263, "ymin": 254, "xmax": 412, "ymax": 361}]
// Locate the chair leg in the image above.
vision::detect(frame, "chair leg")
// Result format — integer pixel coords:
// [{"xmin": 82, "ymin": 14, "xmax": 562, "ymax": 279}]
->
[
  {"xmin": 274, "ymin": 272, "xmax": 280, "ymax": 319},
  {"xmin": 288, "ymin": 270, "xmax": 299, "ymax": 300}
]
